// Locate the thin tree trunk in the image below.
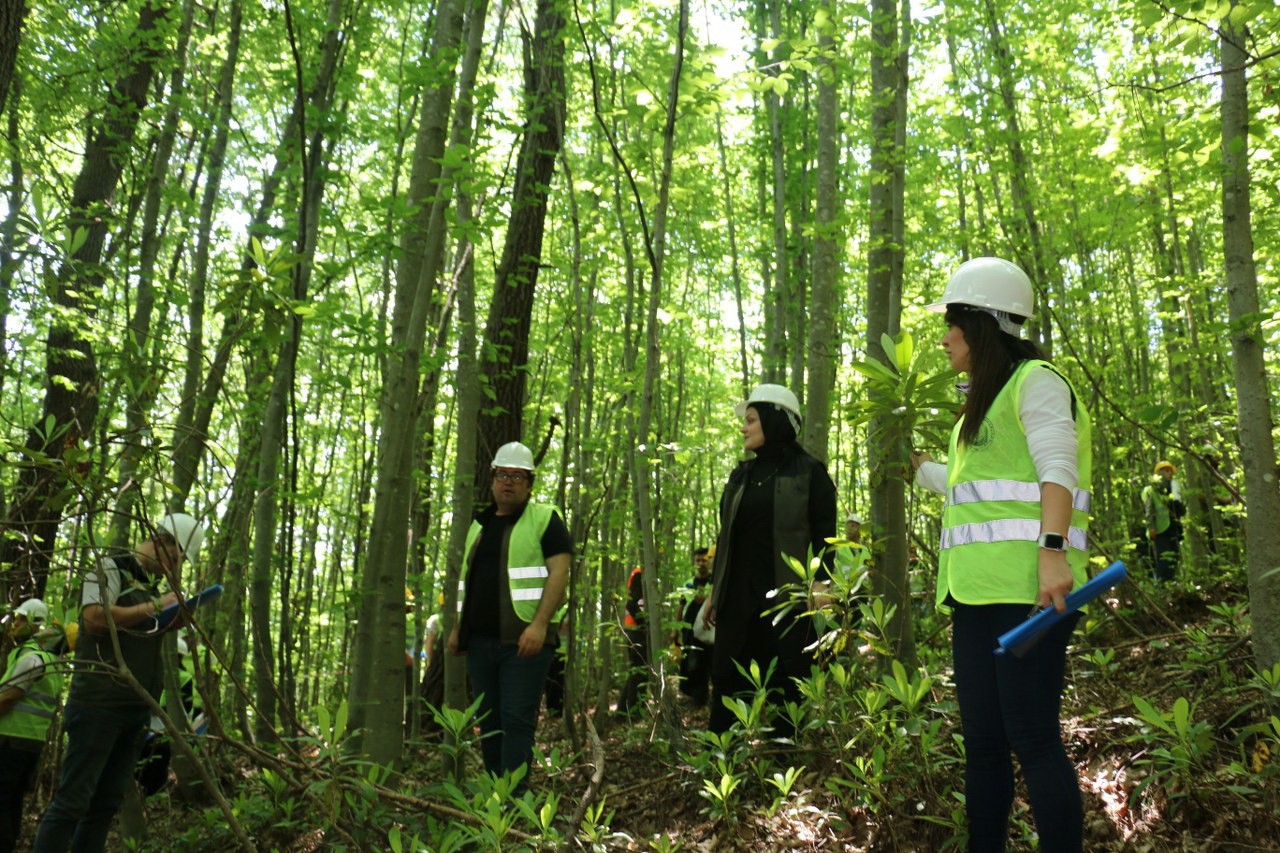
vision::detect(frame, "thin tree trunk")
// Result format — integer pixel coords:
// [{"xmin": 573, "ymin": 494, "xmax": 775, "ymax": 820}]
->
[
  {"xmin": 434, "ymin": 0, "xmax": 490, "ymax": 760},
  {"xmin": 171, "ymin": 0, "xmax": 243, "ymax": 508},
  {"xmin": 348, "ymin": 0, "xmax": 467, "ymax": 766},
  {"xmin": 1221, "ymin": 10, "xmax": 1280, "ymax": 672},
  {"xmin": 632, "ymin": 0, "xmax": 687, "ymax": 739},
  {"xmin": 473, "ymin": 0, "xmax": 567, "ymax": 476},
  {"xmin": 0, "ymin": 80, "xmax": 24, "ymax": 522},
  {"xmin": 0, "ymin": 0, "xmax": 27, "ymax": 116},
  {"xmin": 867, "ymin": 0, "xmax": 915, "ymax": 667},
  {"xmin": 250, "ymin": 0, "xmax": 347, "ymax": 742},
  {"xmin": 980, "ymin": 0, "xmax": 1051, "ymax": 351},
  {"xmin": 763, "ymin": 0, "xmax": 787, "ymax": 382},
  {"xmin": 714, "ymin": 111, "xmax": 750, "ymax": 395},
  {"xmin": 803, "ymin": 27, "xmax": 838, "ymax": 463},
  {"xmin": 112, "ymin": 0, "xmax": 199, "ymax": 545}
]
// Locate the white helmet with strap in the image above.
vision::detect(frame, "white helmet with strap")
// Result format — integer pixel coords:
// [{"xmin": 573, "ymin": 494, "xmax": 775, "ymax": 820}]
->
[{"xmin": 926, "ymin": 257, "xmax": 1034, "ymax": 336}]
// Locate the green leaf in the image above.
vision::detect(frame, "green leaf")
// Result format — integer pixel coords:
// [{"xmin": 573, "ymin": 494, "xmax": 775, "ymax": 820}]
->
[
  {"xmin": 66, "ymin": 225, "xmax": 89, "ymax": 257},
  {"xmin": 850, "ymin": 359, "xmax": 899, "ymax": 383},
  {"xmin": 881, "ymin": 333, "xmax": 899, "ymax": 371},
  {"xmin": 250, "ymin": 236, "xmax": 267, "ymax": 268},
  {"xmin": 895, "ymin": 332, "xmax": 914, "ymax": 371},
  {"xmin": 1172, "ymin": 696, "xmax": 1190, "ymax": 737},
  {"xmin": 334, "ymin": 699, "xmax": 349, "ymax": 741}
]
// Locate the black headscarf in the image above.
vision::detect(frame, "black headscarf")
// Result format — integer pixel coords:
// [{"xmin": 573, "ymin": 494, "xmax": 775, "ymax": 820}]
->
[{"xmin": 750, "ymin": 402, "xmax": 798, "ymax": 459}]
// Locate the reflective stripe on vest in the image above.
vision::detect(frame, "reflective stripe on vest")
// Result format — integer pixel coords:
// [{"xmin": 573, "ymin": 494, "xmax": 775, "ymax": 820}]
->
[
  {"xmin": 939, "ymin": 518, "xmax": 1088, "ymax": 551},
  {"xmin": 936, "ymin": 360, "xmax": 1093, "ymax": 607},
  {"xmin": 947, "ymin": 479, "xmax": 1092, "ymax": 514},
  {"xmin": 458, "ymin": 503, "xmax": 561, "ymax": 623}
]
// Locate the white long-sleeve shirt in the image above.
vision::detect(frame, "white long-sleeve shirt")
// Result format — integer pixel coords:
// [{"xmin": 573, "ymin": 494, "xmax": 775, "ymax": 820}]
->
[{"xmin": 916, "ymin": 366, "xmax": 1080, "ymax": 493}]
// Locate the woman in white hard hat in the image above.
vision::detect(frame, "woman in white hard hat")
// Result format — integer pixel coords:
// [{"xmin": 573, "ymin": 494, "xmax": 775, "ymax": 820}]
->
[
  {"xmin": 911, "ymin": 257, "xmax": 1092, "ymax": 852},
  {"xmin": 705, "ymin": 383, "xmax": 837, "ymax": 739}
]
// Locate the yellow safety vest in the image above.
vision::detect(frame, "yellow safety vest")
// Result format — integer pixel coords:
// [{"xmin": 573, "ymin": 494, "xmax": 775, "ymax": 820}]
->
[
  {"xmin": 937, "ymin": 360, "xmax": 1093, "ymax": 607},
  {"xmin": 0, "ymin": 642, "xmax": 64, "ymax": 743},
  {"xmin": 458, "ymin": 503, "xmax": 563, "ymax": 623}
]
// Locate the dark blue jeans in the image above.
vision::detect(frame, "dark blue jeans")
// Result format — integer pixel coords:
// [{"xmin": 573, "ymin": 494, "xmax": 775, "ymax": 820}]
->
[
  {"xmin": 951, "ymin": 603, "xmax": 1082, "ymax": 853},
  {"xmin": 1151, "ymin": 530, "xmax": 1180, "ymax": 582},
  {"xmin": 33, "ymin": 703, "xmax": 149, "ymax": 853},
  {"xmin": 465, "ymin": 636, "xmax": 553, "ymax": 784}
]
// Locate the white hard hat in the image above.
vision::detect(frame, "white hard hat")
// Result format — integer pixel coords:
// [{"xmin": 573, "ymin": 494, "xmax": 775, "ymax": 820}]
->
[
  {"xmin": 735, "ymin": 384, "xmax": 801, "ymax": 419},
  {"xmin": 158, "ymin": 512, "xmax": 205, "ymax": 561},
  {"xmin": 845, "ymin": 513, "xmax": 864, "ymax": 525},
  {"xmin": 925, "ymin": 257, "xmax": 1034, "ymax": 324},
  {"xmin": 15, "ymin": 598, "xmax": 49, "ymax": 624},
  {"xmin": 491, "ymin": 441, "xmax": 535, "ymax": 471}
]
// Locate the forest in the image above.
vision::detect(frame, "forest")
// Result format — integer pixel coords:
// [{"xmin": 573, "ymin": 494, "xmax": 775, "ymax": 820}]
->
[{"xmin": 2, "ymin": 0, "xmax": 1280, "ymax": 848}]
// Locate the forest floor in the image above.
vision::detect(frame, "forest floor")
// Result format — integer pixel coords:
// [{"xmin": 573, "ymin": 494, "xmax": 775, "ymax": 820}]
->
[
  {"xmin": 511, "ymin": 575, "xmax": 1280, "ymax": 852},
  {"xmin": 21, "ymin": 574, "xmax": 1280, "ymax": 851}
]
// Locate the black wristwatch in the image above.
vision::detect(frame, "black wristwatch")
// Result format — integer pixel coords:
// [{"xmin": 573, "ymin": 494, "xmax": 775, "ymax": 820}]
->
[{"xmin": 1036, "ymin": 532, "xmax": 1067, "ymax": 552}]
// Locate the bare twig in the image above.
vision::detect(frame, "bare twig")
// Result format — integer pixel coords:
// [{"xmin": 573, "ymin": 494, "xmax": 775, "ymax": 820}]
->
[{"xmin": 568, "ymin": 710, "xmax": 607, "ymax": 830}]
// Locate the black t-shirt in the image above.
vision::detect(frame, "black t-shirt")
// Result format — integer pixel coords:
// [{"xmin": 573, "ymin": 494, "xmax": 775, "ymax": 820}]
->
[{"xmin": 463, "ymin": 502, "xmax": 573, "ymax": 639}]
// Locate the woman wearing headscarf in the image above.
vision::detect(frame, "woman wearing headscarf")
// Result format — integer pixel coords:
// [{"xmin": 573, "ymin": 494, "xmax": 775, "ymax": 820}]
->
[
  {"xmin": 704, "ymin": 384, "xmax": 837, "ymax": 737},
  {"xmin": 911, "ymin": 257, "xmax": 1092, "ymax": 852}
]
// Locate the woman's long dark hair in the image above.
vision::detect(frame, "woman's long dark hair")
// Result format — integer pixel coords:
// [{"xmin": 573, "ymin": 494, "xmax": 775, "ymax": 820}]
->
[{"xmin": 946, "ymin": 305, "xmax": 1046, "ymax": 446}]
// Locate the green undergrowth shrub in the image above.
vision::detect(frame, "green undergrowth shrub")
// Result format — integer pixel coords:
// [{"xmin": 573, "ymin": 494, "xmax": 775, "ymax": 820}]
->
[
  {"xmin": 675, "ymin": 559, "xmax": 966, "ymax": 848},
  {"xmin": 158, "ymin": 696, "xmax": 578, "ymax": 851}
]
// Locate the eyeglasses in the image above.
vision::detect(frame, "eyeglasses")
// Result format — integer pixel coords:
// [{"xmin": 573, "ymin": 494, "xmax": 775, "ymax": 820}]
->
[{"xmin": 494, "ymin": 472, "xmax": 530, "ymax": 483}]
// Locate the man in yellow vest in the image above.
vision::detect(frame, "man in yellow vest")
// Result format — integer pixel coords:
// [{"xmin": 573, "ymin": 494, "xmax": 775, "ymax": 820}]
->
[
  {"xmin": 0, "ymin": 598, "xmax": 65, "ymax": 853},
  {"xmin": 1142, "ymin": 460, "xmax": 1184, "ymax": 582},
  {"xmin": 448, "ymin": 442, "xmax": 572, "ymax": 791}
]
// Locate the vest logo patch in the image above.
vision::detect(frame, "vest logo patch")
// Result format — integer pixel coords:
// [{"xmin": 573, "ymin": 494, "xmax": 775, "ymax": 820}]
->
[{"xmin": 971, "ymin": 417, "xmax": 995, "ymax": 449}]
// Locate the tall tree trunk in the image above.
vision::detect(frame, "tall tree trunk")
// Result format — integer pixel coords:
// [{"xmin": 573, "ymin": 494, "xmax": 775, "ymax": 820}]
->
[
  {"xmin": 348, "ymin": 0, "xmax": 467, "ymax": 766},
  {"xmin": 438, "ymin": 0, "xmax": 495, "ymax": 770},
  {"xmin": 171, "ymin": 0, "xmax": 244, "ymax": 508},
  {"xmin": 473, "ymin": 0, "xmax": 567, "ymax": 479},
  {"xmin": 112, "ymin": 0, "xmax": 199, "ymax": 545},
  {"xmin": 0, "ymin": 81, "xmax": 24, "ymax": 525},
  {"xmin": 866, "ymin": 0, "xmax": 914, "ymax": 667},
  {"xmin": 0, "ymin": 0, "xmax": 170, "ymax": 594},
  {"xmin": 0, "ymin": 0, "xmax": 26, "ymax": 116},
  {"xmin": 762, "ymin": 0, "xmax": 788, "ymax": 383},
  {"xmin": 250, "ymin": 0, "xmax": 347, "ymax": 742},
  {"xmin": 981, "ymin": 0, "xmax": 1051, "ymax": 351},
  {"xmin": 802, "ymin": 24, "xmax": 838, "ymax": 463},
  {"xmin": 630, "ymin": 0, "xmax": 687, "ymax": 738},
  {"xmin": 1221, "ymin": 10, "xmax": 1280, "ymax": 672},
  {"xmin": 714, "ymin": 110, "xmax": 750, "ymax": 395}
]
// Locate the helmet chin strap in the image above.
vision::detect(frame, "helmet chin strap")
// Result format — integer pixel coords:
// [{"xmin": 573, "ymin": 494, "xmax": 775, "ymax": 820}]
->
[{"xmin": 973, "ymin": 306, "xmax": 1025, "ymax": 337}]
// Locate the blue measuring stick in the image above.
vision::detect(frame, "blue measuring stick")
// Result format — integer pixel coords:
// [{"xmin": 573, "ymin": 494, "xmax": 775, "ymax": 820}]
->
[
  {"xmin": 994, "ymin": 561, "xmax": 1127, "ymax": 657},
  {"xmin": 149, "ymin": 584, "xmax": 224, "ymax": 631}
]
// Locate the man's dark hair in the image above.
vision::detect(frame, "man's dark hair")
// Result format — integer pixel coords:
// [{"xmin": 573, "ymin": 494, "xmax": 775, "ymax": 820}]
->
[{"xmin": 693, "ymin": 546, "xmax": 709, "ymax": 558}]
